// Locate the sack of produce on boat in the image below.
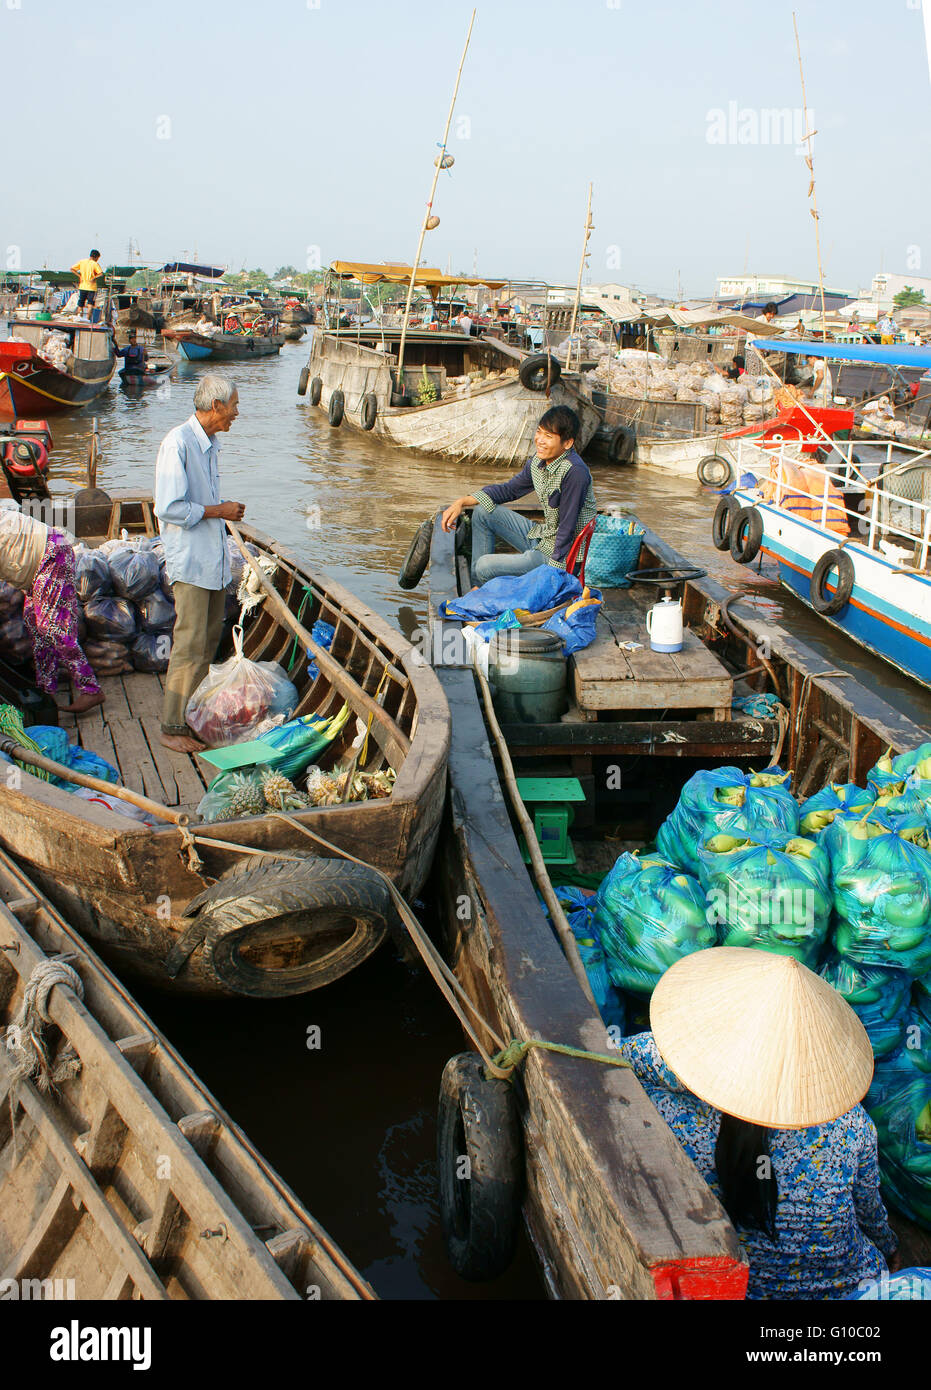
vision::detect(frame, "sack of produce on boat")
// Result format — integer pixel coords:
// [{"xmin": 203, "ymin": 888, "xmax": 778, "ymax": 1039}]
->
[
  {"xmin": 800, "ymin": 781, "xmax": 877, "ymax": 840},
  {"xmin": 66, "ymin": 745, "xmax": 121, "ymax": 785},
  {"xmin": 819, "ymin": 955, "xmax": 912, "ymax": 1059},
  {"xmin": 38, "ymin": 330, "xmax": 73, "ymax": 372},
  {"xmin": 866, "ymin": 749, "xmax": 907, "ymax": 797},
  {"xmin": 698, "ymin": 828, "xmax": 832, "ymax": 967},
  {"xmin": 70, "ymin": 786, "xmax": 159, "ymax": 826},
  {"xmin": 873, "ymin": 787, "xmax": 931, "ymax": 831},
  {"xmin": 583, "ymin": 515, "xmax": 644, "ymax": 589},
  {"xmin": 592, "ymin": 851, "xmax": 716, "ymax": 995},
  {"xmin": 864, "ymin": 1014, "xmax": 931, "ymax": 1229},
  {"xmin": 0, "ymin": 579, "xmax": 24, "ymax": 615},
  {"xmin": 0, "ymin": 615, "xmax": 33, "ymax": 663},
  {"xmin": 185, "ymin": 625, "xmax": 298, "ymax": 748},
  {"xmin": 698, "ymin": 392, "xmax": 721, "ymax": 422},
  {"xmin": 827, "ymin": 815, "xmax": 931, "ymax": 977},
  {"xmin": 257, "ymin": 703, "xmax": 351, "ymax": 780},
  {"xmin": 742, "ymin": 402, "xmax": 767, "ymax": 423},
  {"xmin": 130, "ymin": 632, "xmax": 172, "ymax": 673},
  {"xmin": 891, "ymin": 742, "xmax": 931, "ymax": 796},
  {"xmin": 107, "ymin": 545, "xmax": 160, "ymax": 602},
  {"xmin": 159, "ymin": 560, "xmax": 173, "ymax": 600},
  {"xmin": 305, "ymin": 619, "xmax": 336, "ymax": 682},
  {"xmin": 74, "ymin": 550, "xmax": 113, "ymax": 602},
  {"xmin": 545, "ymin": 885, "xmax": 625, "ymax": 1031},
  {"xmin": 28, "ymin": 724, "xmax": 120, "ymax": 790},
  {"xmin": 542, "ymin": 588, "xmax": 603, "ymax": 656},
  {"xmin": 136, "ymin": 590, "xmax": 175, "ymax": 634},
  {"xmin": 304, "ymin": 765, "xmax": 396, "ymax": 806},
  {"xmin": 656, "ymin": 765, "xmax": 799, "ymax": 877},
  {"xmin": 83, "ymin": 595, "xmax": 138, "ymax": 643}
]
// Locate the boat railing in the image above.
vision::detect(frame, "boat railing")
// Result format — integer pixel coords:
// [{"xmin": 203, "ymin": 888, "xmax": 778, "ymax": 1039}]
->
[{"xmin": 736, "ymin": 437, "xmax": 931, "ymax": 571}]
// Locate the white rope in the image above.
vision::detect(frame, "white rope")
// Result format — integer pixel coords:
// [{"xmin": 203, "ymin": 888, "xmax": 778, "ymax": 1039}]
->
[{"xmin": 4, "ymin": 956, "xmax": 83, "ymax": 1154}]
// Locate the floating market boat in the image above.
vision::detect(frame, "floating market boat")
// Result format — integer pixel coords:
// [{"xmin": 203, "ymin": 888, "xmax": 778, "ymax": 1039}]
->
[
  {"xmin": 0, "ymin": 320, "xmax": 115, "ymax": 420},
  {"xmin": 721, "ymin": 339, "xmax": 931, "ymax": 687},
  {"xmin": 163, "ymin": 317, "xmax": 284, "ymax": 361},
  {"xmin": 426, "ymin": 505, "xmax": 930, "ymax": 1298},
  {"xmin": 297, "ymin": 262, "xmax": 600, "ymax": 466},
  {"xmin": 0, "ymin": 846, "xmax": 373, "ymax": 1300},
  {"xmin": 0, "ymin": 495, "xmax": 449, "ymax": 998}
]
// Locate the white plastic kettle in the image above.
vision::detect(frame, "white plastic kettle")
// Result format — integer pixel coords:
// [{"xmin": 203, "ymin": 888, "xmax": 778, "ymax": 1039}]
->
[{"xmin": 646, "ymin": 595, "xmax": 683, "ymax": 652}]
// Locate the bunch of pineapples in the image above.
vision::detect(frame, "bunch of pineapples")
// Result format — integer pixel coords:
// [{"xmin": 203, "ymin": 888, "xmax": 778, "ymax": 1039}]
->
[{"xmin": 224, "ymin": 766, "xmax": 310, "ymax": 818}]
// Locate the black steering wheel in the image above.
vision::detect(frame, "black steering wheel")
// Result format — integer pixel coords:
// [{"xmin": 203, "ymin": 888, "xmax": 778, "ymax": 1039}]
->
[{"xmin": 627, "ymin": 565, "xmax": 707, "ymax": 586}]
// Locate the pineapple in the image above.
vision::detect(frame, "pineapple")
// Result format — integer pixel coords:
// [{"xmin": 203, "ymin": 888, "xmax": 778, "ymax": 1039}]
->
[
  {"xmin": 261, "ymin": 768, "xmax": 310, "ymax": 811},
  {"xmin": 226, "ymin": 771, "xmax": 267, "ymax": 819}
]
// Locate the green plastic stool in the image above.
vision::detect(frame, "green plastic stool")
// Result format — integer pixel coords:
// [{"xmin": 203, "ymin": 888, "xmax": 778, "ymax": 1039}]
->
[{"xmin": 516, "ymin": 776, "xmax": 585, "ymax": 866}]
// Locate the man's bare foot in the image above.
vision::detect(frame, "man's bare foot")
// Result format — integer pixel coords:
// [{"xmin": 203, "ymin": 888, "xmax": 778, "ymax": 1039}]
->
[
  {"xmin": 161, "ymin": 733, "xmax": 206, "ymax": 754},
  {"xmin": 61, "ymin": 690, "xmax": 105, "ymax": 715}
]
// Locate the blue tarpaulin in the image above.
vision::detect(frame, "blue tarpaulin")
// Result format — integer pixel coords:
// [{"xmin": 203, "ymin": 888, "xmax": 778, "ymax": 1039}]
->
[
  {"xmin": 750, "ymin": 338, "xmax": 931, "ymax": 370},
  {"xmin": 161, "ymin": 262, "xmax": 226, "ymax": 279}
]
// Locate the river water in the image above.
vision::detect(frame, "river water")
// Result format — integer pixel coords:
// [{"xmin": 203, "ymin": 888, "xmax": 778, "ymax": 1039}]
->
[{"xmin": 17, "ymin": 334, "xmax": 931, "ymax": 1299}]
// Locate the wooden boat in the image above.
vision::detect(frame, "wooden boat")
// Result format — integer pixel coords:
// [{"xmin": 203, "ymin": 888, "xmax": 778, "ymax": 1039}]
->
[
  {"xmin": 0, "ymin": 496, "xmax": 449, "ymax": 998},
  {"xmin": 163, "ymin": 323, "xmax": 284, "ymax": 361},
  {"xmin": 298, "ymin": 262, "xmax": 600, "ymax": 466},
  {"xmin": 0, "ymin": 847, "xmax": 373, "ymax": 1299},
  {"xmin": 0, "ymin": 321, "xmax": 115, "ymax": 420},
  {"xmin": 426, "ymin": 506, "xmax": 930, "ymax": 1298}
]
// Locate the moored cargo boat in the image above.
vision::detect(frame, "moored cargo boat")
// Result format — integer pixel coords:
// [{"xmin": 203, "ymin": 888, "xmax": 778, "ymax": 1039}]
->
[{"xmin": 0, "ymin": 321, "xmax": 115, "ymax": 420}]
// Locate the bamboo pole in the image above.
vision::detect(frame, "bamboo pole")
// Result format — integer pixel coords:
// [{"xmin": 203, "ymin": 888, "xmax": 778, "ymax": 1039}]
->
[
  {"xmin": 395, "ymin": 8, "xmax": 476, "ymax": 390},
  {"xmin": 793, "ymin": 13, "xmax": 826, "ymax": 342},
  {"xmin": 566, "ymin": 183, "xmax": 593, "ymax": 372},
  {"xmin": 0, "ymin": 737, "xmax": 185, "ymax": 825}
]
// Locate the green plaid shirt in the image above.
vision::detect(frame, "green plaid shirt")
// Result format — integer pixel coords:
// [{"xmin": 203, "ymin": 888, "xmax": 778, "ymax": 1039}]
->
[{"xmin": 475, "ymin": 449, "xmax": 597, "ymax": 570}]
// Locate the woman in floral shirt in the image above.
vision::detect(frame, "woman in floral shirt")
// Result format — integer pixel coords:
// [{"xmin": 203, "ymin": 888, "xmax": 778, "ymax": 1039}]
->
[{"xmin": 620, "ymin": 948, "xmax": 898, "ymax": 1300}]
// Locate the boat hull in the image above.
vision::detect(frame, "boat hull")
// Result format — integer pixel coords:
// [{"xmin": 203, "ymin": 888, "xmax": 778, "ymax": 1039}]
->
[
  {"xmin": 166, "ymin": 330, "xmax": 283, "ymax": 361},
  {"xmin": 634, "ymin": 430, "xmax": 739, "ymax": 477},
  {"xmin": 0, "ymin": 359, "xmax": 114, "ymax": 419}
]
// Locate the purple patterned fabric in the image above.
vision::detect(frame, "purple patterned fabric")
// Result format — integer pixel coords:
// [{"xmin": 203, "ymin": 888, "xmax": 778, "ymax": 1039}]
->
[{"xmin": 24, "ymin": 533, "xmax": 100, "ymax": 696}]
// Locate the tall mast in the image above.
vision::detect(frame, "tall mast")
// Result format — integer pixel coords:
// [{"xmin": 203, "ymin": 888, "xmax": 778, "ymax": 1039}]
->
[
  {"xmin": 565, "ymin": 183, "xmax": 593, "ymax": 371},
  {"xmin": 793, "ymin": 12, "xmax": 826, "ymax": 339}
]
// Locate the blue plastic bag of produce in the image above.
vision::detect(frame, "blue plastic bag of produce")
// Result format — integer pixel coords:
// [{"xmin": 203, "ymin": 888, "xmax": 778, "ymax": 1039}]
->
[
  {"xmin": 83, "ymin": 595, "xmax": 138, "ymax": 642},
  {"xmin": 439, "ymin": 567, "xmax": 582, "ymax": 622},
  {"xmin": 548, "ymin": 885, "xmax": 625, "ymax": 1032},
  {"xmin": 304, "ymin": 619, "xmax": 336, "ymax": 683},
  {"xmin": 542, "ymin": 590, "xmax": 604, "ymax": 656},
  {"xmin": 865, "ymin": 1013, "xmax": 931, "ymax": 1230},
  {"xmin": 698, "ymin": 828, "xmax": 832, "ymax": 968},
  {"xmin": 826, "ymin": 815, "xmax": 931, "ymax": 978},
  {"xmin": 136, "ymin": 591, "xmax": 175, "ymax": 634},
  {"xmin": 892, "ymin": 741, "xmax": 931, "ymax": 786},
  {"xmin": 656, "ymin": 765, "xmax": 799, "ymax": 877},
  {"xmin": 872, "ymin": 786, "xmax": 931, "ymax": 831},
  {"xmin": 107, "ymin": 545, "xmax": 160, "ymax": 602},
  {"xmin": 799, "ymin": 781, "xmax": 876, "ymax": 840},
  {"xmin": 27, "ymin": 726, "xmax": 119, "ymax": 789},
  {"xmin": 819, "ymin": 956, "xmax": 912, "ymax": 1059},
  {"xmin": 74, "ymin": 549, "xmax": 112, "ymax": 602},
  {"xmin": 67, "ymin": 745, "xmax": 119, "ymax": 785},
  {"xmin": 27, "ymin": 724, "xmax": 71, "ymax": 769},
  {"xmin": 257, "ymin": 704, "xmax": 352, "ymax": 780},
  {"xmin": 591, "ymin": 851, "xmax": 716, "ymax": 995},
  {"xmin": 130, "ymin": 632, "xmax": 171, "ymax": 674}
]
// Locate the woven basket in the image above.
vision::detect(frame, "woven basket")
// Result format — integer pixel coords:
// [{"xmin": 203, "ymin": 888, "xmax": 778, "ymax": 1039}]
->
[{"xmin": 585, "ymin": 515, "xmax": 644, "ymax": 589}]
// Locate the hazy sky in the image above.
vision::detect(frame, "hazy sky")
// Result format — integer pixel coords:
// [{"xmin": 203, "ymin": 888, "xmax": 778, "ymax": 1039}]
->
[{"xmin": 4, "ymin": 0, "xmax": 929, "ymax": 298}]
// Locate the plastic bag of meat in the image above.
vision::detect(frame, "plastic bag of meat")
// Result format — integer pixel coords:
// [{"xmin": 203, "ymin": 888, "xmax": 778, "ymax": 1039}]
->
[{"xmin": 185, "ymin": 624, "xmax": 298, "ymax": 748}]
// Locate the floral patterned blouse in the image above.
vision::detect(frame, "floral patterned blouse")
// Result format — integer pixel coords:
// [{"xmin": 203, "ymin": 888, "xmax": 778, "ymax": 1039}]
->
[{"xmin": 620, "ymin": 1032, "xmax": 898, "ymax": 1300}]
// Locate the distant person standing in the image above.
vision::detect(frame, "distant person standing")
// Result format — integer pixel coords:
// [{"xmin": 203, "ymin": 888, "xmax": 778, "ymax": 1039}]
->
[
  {"xmin": 70, "ymin": 250, "xmax": 105, "ymax": 320},
  {"xmin": 878, "ymin": 312, "xmax": 897, "ymax": 345},
  {"xmin": 457, "ymin": 309, "xmax": 474, "ymax": 337}
]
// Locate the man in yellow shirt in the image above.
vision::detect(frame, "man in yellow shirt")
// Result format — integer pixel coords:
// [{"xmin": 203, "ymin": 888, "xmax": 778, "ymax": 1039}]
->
[{"xmin": 70, "ymin": 249, "xmax": 104, "ymax": 319}]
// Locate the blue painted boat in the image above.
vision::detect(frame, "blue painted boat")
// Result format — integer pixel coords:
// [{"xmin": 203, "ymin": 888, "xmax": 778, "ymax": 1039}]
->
[{"xmin": 176, "ymin": 339, "xmax": 213, "ymax": 360}]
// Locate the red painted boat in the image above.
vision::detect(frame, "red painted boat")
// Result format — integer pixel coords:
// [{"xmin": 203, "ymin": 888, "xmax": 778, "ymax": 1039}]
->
[{"xmin": 0, "ymin": 320, "xmax": 115, "ymax": 420}]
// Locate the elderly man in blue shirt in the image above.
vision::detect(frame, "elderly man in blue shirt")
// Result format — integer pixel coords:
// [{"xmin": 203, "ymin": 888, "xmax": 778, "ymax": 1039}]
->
[{"xmin": 154, "ymin": 374, "xmax": 245, "ymax": 753}]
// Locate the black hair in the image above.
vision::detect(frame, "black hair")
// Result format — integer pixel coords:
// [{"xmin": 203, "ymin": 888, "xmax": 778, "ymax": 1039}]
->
[
  {"xmin": 763, "ymin": 301, "xmax": 778, "ymax": 315},
  {"xmin": 733, "ymin": 354, "xmax": 745, "ymax": 368},
  {"xmin": 714, "ymin": 1112, "xmax": 779, "ymax": 1241},
  {"xmin": 538, "ymin": 405, "xmax": 579, "ymax": 445},
  {"xmin": 90, "ymin": 249, "xmax": 100, "ymax": 259}
]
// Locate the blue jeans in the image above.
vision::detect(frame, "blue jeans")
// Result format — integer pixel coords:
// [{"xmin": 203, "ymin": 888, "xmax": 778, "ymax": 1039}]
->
[{"xmin": 471, "ymin": 506, "xmax": 548, "ymax": 586}]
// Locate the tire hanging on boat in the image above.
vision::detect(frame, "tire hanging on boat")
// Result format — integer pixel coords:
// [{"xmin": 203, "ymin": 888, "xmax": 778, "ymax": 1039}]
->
[
  {"xmin": 607, "ymin": 424, "xmax": 635, "ymax": 464},
  {"xmin": 309, "ymin": 376, "xmax": 323, "ymax": 406},
  {"xmin": 437, "ymin": 1052, "xmax": 523, "ymax": 1282},
  {"xmin": 181, "ymin": 852, "xmax": 391, "ymax": 997},
  {"xmin": 360, "ymin": 393, "xmax": 378, "ymax": 431},
  {"xmin": 698, "ymin": 454, "xmax": 734, "ymax": 488},
  {"xmin": 729, "ymin": 506, "xmax": 763, "ymax": 564},
  {"xmin": 398, "ymin": 515, "xmax": 435, "ymax": 590},
  {"xmin": 328, "ymin": 390, "xmax": 345, "ymax": 427},
  {"xmin": 711, "ymin": 495, "xmax": 740, "ymax": 551},
  {"xmin": 518, "ymin": 353, "xmax": 561, "ymax": 392},
  {"xmin": 809, "ymin": 547, "xmax": 854, "ymax": 616},
  {"xmin": 297, "ymin": 367, "xmax": 310, "ymax": 396}
]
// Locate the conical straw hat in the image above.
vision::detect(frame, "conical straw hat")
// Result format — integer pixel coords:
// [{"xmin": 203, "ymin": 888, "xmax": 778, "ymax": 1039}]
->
[{"xmin": 649, "ymin": 948, "xmax": 874, "ymax": 1129}]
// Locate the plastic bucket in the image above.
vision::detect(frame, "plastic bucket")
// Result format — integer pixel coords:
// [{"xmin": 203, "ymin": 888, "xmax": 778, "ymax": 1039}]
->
[{"xmin": 487, "ymin": 628, "xmax": 567, "ymax": 724}]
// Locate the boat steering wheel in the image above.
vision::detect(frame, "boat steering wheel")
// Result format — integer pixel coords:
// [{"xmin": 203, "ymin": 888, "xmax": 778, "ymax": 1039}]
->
[{"xmin": 627, "ymin": 565, "xmax": 707, "ymax": 588}]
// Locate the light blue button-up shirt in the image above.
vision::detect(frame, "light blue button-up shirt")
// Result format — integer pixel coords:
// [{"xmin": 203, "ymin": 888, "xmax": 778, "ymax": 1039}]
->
[{"xmin": 154, "ymin": 414, "xmax": 231, "ymax": 591}]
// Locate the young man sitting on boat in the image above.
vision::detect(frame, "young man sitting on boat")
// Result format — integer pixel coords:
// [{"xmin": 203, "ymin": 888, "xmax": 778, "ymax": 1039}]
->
[
  {"xmin": 441, "ymin": 406, "xmax": 597, "ymax": 585},
  {"xmin": 155, "ymin": 374, "xmax": 246, "ymax": 754}
]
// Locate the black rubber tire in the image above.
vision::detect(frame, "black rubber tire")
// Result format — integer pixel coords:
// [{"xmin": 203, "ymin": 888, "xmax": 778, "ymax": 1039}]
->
[
  {"xmin": 437, "ymin": 1053, "xmax": 523, "ymax": 1282},
  {"xmin": 398, "ymin": 515, "xmax": 434, "ymax": 590},
  {"xmin": 608, "ymin": 424, "xmax": 635, "ymax": 464},
  {"xmin": 328, "ymin": 390, "xmax": 345, "ymax": 426},
  {"xmin": 729, "ymin": 506, "xmax": 764, "ymax": 564},
  {"xmin": 518, "ymin": 353, "xmax": 561, "ymax": 392},
  {"xmin": 297, "ymin": 366, "xmax": 310, "ymax": 396},
  {"xmin": 360, "ymin": 392, "xmax": 378, "ymax": 430},
  {"xmin": 712, "ymin": 495, "xmax": 740, "ymax": 551},
  {"xmin": 698, "ymin": 454, "xmax": 734, "ymax": 487},
  {"xmin": 182, "ymin": 852, "xmax": 390, "ymax": 997},
  {"xmin": 309, "ymin": 376, "xmax": 323, "ymax": 406},
  {"xmin": 810, "ymin": 547, "xmax": 854, "ymax": 616}
]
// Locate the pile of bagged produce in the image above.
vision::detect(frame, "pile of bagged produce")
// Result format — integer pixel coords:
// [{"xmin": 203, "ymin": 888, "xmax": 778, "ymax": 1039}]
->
[
  {"xmin": 585, "ymin": 348, "xmax": 776, "ymax": 427},
  {"xmin": 0, "ymin": 579, "xmax": 33, "ymax": 663},
  {"xmin": 562, "ymin": 745, "xmax": 931, "ymax": 1229}
]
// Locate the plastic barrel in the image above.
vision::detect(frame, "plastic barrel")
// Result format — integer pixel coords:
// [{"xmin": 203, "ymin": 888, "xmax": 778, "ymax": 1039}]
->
[{"xmin": 487, "ymin": 628, "xmax": 567, "ymax": 724}]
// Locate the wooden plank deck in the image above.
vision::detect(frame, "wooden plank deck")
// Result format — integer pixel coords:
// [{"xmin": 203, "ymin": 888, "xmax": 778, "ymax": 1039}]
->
[
  {"xmin": 59, "ymin": 672, "xmax": 210, "ymax": 813},
  {"xmin": 571, "ymin": 589, "xmax": 733, "ymax": 717}
]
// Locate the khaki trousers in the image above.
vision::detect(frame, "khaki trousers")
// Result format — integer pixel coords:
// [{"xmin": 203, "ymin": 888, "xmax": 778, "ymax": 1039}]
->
[{"xmin": 161, "ymin": 583, "xmax": 226, "ymax": 734}]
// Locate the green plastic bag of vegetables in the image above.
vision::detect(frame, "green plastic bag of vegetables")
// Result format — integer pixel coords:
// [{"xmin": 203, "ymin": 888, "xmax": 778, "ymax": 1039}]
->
[
  {"xmin": 826, "ymin": 814, "xmax": 931, "ymax": 978},
  {"xmin": 865, "ymin": 1011, "xmax": 931, "ymax": 1230},
  {"xmin": 656, "ymin": 765, "xmax": 799, "ymax": 877},
  {"xmin": 591, "ymin": 851, "xmax": 717, "ymax": 995},
  {"xmin": 872, "ymin": 787, "xmax": 931, "ymax": 832},
  {"xmin": 819, "ymin": 955, "xmax": 912, "ymax": 1059},
  {"xmin": 698, "ymin": 827, "xmax": 832, "ymax": 968},
  {"xmin": 800, "ymin": 781, "xmax": 876, "ymax": 840},
  {"xmin": 867, "ymin": 750, "xmax": 908, "ymax": 797}
]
